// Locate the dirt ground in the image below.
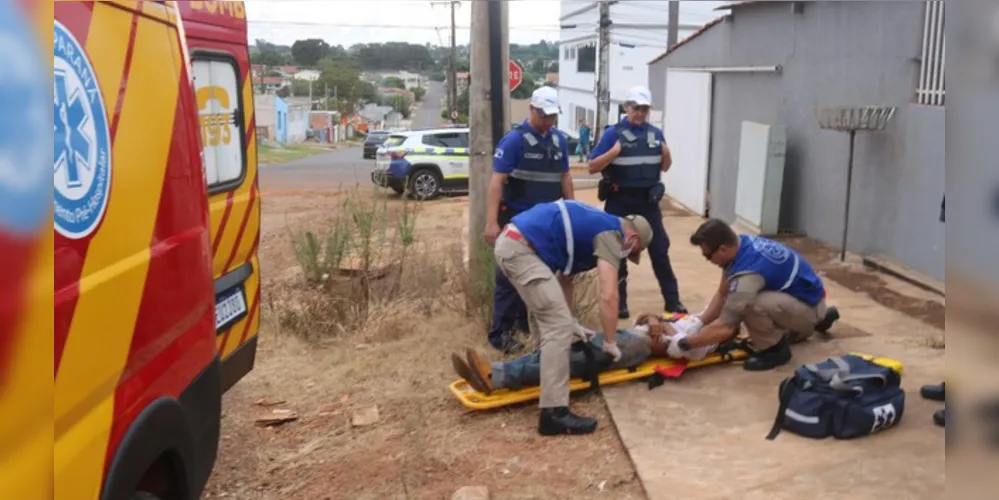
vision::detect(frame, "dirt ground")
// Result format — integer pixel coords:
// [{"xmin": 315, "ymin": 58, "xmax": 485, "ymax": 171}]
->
[
  {"xmin": 204, "ymin": 187, "xmax": 947, "ymax": 499},
  {"xmin": 203, "ymin": 188, "xmax": 645, "ymax": 500}
]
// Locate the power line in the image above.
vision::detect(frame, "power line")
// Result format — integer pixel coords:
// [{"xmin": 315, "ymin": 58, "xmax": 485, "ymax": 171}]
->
[{"xmin": 247, "ymin": 20, "xmax": 560, "ymax": 32}]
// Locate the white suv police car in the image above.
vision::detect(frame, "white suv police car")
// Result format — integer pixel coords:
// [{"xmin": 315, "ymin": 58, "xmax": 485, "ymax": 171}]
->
[{"xmin": 371, "ymin": 127, "xmax": 469, "ymax": 200}]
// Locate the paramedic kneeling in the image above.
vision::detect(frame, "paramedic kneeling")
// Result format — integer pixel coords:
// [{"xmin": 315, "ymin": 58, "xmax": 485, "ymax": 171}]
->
[
  {"xmin": 494, "ymin": 200, "xmax": 653, "ymax": 435},
  {"xmin": 587, "ymin": 85, "xmax": 684, "ymax": 318},
  {"xmin": 669, "ymin": 219, "xmax": 840, "ymax": 371}
]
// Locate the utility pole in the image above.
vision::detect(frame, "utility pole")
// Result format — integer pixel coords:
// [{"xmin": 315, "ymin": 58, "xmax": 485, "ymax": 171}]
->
[
  {"xmin": 594, "ymin": 1, "xmax": 612, "ymax": 142},
  {"xmin": 667, "ymin": 1, "xmax": 680, "ymax": 49},
  {"xmin": 450, "ymin": 0, "xmax": 459, "ymax": 119},
  {"xmin": 467, "ymin": 0, "xmax": 508, "ymax": 277}
]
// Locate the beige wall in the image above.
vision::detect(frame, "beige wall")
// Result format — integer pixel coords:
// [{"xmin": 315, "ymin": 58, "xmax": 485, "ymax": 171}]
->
[{"xmin": 508, "ymin": 98, "xmax": 530, "ymax": 122}]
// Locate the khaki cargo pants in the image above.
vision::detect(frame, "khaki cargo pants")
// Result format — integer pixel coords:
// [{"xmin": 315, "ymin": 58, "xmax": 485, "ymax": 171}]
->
[
  {"xmin": 743, "ymin": 291, "xmax": 827, "ymax": 350},
  {"xmin": 494, "ymin": 230, "xmax": 574, "ymax": 409}
]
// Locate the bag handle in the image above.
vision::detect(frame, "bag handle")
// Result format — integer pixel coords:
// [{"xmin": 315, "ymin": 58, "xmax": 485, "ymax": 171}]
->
[{"xmin": 766, "ymin": 378, "xmax": 794, "ymax": 440}]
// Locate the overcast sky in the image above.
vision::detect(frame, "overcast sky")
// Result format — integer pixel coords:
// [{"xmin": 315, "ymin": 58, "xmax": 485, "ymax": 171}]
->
[{"xmin": 245, "ymin": 0, "xmax": 726, "ymax": 47}]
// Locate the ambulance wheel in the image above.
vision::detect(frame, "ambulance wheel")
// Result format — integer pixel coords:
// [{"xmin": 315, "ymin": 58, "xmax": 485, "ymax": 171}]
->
[
  {"xmin": 130, "ymin": 492, "xmax": 161, "ymax": 500},
  {"xmin": 407, "ymin": 168, "xmax": 441, "ymax": 200}
]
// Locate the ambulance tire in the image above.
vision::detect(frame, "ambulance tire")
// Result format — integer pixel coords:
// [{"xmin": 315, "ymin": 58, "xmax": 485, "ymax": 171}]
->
[
  {"xmin": 131, "ymin": 492, "xmax": 161, "ymax": 500},
  {"xmin": 407, "ymin": 167, "xmax": 442, "ymax": 200}
]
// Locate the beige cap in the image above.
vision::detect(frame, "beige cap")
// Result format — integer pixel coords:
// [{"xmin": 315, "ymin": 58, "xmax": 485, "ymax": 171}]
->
[{"xmin": 624, "ymin": 215, "xmax": 653, "ymax": 264}]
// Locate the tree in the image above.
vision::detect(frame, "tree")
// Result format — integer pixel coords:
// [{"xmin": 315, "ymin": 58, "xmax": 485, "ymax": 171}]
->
[
  {"xmin": 383, "ymin": 76, "xmax": 406, "ymax": 89},
  {"xmin": 385, "ymin": 94, "xmax": 412, "ymax": 119},
  {"xmin": 251, "ymin": 50, "xmax": 288, "ymax": 66},
  {"xmin": 291, "ymin": 38, "xmax": 331, "ymax": 67},
  {"xmin": 412, "ymin": 87, "xmax": 426, "ymax": 102},
  {"xmin": 511, "ymin": 72, "xmax": 540, "ymax": 100}
]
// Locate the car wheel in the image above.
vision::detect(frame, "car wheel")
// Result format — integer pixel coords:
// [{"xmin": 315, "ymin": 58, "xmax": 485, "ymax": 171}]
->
[{"xmin": 407, "ymin": 168, "xmax": 442, "ymax": 200}]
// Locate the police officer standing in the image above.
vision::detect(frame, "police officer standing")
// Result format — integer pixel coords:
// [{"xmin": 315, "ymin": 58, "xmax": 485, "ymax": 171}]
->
[
  {"xmin": 484, "ymin": 86, "xmax": 575, "ymax": 353},
  {"xmin": 587, "ymin": 85, "xmax": 685, "ymax": 318}
]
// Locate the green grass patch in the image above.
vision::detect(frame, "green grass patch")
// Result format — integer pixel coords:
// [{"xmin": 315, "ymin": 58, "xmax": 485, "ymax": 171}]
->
[{"xmin": 258, "ymin": 143, "xmax": 331, "ymax": 165}]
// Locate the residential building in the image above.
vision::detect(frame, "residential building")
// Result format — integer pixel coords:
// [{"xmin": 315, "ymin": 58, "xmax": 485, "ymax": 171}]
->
[
  {"xmin": 360, "ymin": 103, "xmax": 396, "ymax": 130},
  {"xmin": 254, "ymin": 94, "xmax": 310, "ymax": 143},
  {"xmin": 254, "ymin": 94, "xmax": 278, "ymax": 140},
  {"xmin": 647, "ymin": 0, "xmax": 945, "ymax": 280},
  {"xmin": 451, "ymin": 72, "xmax": 470, "ymax": 94},
  {"xmin": 380, "ymin": 70, "xmax": 423, "ymax": 89},
  {"xmin": 253, "ymin": 75, "xmax": 284, "ymax": 95},
  {"xmin": 293, "ymin": 69, "xmax": 321, "ymax": 82},
  {"xmin": 557, "ymin": 0, "xmax": 711, "ymax": 134}
]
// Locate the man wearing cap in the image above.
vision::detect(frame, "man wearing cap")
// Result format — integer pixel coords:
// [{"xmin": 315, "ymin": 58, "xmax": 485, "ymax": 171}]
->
[
  {"xmin": 492, "ymin": 199, "xmax": 654, "ymax": 435},
  {"xmin": 588, "ymin": 85, "xmax": 685, "ymax": 318},
  {"xmin": 484, "ymin": 86, "xmax": 575, "ymax": 354}
]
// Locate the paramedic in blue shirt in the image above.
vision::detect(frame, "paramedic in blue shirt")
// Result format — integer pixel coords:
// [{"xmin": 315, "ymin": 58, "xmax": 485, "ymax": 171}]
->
[
  {"xmin": 491, "ymin": 199, "xmax": 654, "ymax": 435},
  {"xmin": 483, "ymin": 86, "xmax": 575, "ymax": 354},
  {"xmin": 670, "ymin": 219, "xmax": 840, "ymax": 371},
  {"xmin": 588, "ymin": 85, "xmax": 685, "ymax": 318}
]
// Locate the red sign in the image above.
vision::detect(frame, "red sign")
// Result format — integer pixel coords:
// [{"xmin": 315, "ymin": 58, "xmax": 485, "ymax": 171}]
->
[{"xmin": 509, "ymin": 60, "xmax": 524, "ymax": 92}]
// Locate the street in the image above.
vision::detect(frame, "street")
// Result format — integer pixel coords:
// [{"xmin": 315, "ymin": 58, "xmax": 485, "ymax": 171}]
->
[{"xmin": 260, "ymin": 80, "xmax": 598, "ymax": 192}]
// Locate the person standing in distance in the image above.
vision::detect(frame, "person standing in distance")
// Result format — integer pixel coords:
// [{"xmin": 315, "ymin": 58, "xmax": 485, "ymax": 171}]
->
[
  {"xmin": 484, "ymin": 86, "xmax": 575, "ymax": 354},
  {"xmin": 577, "ymin": 118, "xmax": 592, "ymax": 163},
  {"xmin": 670, "ymin": 219, "xmax": 840, "ymax": 370},
  {"xmin": 587, "ymin": 85, "xmax": 685, "ymax": 318},
  {"xmin": 492, "ymin": 199, "xmax": 654, "ymax": 435}
]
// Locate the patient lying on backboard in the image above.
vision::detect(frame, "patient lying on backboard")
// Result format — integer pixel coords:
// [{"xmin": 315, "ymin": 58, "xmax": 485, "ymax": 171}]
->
[{"xmin": 450, "ymin": 313, "xmax": 719, "ymax": 395}]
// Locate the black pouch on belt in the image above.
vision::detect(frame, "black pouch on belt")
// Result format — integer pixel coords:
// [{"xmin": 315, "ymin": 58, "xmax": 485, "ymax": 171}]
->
[
  {"xmin": 648, "ymin": 182, "xmax": 666, "ymax": 204},
  {"xmin": 598, "ymin": 178, "xmax": 613, "ymax": 202}
]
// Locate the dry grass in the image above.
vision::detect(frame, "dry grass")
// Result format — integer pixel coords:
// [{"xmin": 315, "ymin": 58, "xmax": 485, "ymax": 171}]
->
[{"xmin": 206, "ymin": 187, "xmax": 643, "ymax": 499}]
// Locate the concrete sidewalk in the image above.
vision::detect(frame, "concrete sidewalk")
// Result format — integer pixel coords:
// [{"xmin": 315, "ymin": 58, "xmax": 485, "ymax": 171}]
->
[{"xmin": 572, "ymin": 190, "xmax": 946, "ymax": 499}]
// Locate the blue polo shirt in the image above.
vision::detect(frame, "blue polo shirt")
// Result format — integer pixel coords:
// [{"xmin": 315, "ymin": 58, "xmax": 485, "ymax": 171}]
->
[
  {"xmin": 589, "ymin": 117, "xmax": 666, "ymax": 159},
  {"xmin": 493, "ymin": 120, "xmax": 570, "ymax": 211}
]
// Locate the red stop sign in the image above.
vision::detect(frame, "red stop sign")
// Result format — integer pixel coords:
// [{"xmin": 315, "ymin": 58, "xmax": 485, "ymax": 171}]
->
[{"xmin": 509, "ymin": 60, "xmax": 524, "ymax": 92}]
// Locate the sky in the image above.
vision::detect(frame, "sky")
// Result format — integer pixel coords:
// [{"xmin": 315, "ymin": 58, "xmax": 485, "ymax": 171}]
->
[{"xmin": 245, "ymin": 0, "xmax": 727, "ymax": 47}]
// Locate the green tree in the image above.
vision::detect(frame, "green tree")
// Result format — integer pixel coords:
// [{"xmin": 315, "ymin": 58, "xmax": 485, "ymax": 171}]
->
[
  {"xmin": 291, "ymin": 38, "xmax": 331, "ymax": 67},
  {"xmin": 411, "ymin": 87, "xmax": 426, "ymax": 101},
  {"xmin": 251, "ymin": 49, "xmax": 288, "ymax": 66},
  {"xmin": 511, "ymin": 72, "xmax": 540, "ymax": 99},
  {"xmin": 386, "ymin": 94, "xmax": 412, "ymax": 119},
  {"xmin": 383, "ymin": 76, "xmax": 406, "ymax": 89}
]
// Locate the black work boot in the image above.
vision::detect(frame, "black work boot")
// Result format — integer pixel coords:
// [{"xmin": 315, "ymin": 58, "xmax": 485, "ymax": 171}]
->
[
  {"xmin": 538, "ymin": 407, "xmax": 598, "ymax": 436},
  {"xmin": 933, "ymin": 408, "xmax": 946, "ymax": 427},
  {"xmin": 813, "ymin": 306, "xmax": 840, "ymax": 338},
  {"xmin": 666, "ymin": 302, "xmax": 688, "ymax": 315},
  {"xmin": 743, "ymin": 336, "xmax": 792, "ymax": 371},
  {"xmin": 920, "ymin": 382, "xmax": 946, "ymax": 402},
  {"xmin": 618, "ymin": 306, "xmax": 630, "ymax": 320}
]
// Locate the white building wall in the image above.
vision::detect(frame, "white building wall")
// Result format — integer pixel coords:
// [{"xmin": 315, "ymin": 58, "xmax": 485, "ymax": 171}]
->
[{"xmin": 557, "ymin": 0, "xmax": 722, "ymax": 134}]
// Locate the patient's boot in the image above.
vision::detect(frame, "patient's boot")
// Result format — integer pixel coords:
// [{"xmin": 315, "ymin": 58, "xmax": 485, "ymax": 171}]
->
[{"xmin": 538, "ymin": 407, "xmax": 598, "ymax": 436}]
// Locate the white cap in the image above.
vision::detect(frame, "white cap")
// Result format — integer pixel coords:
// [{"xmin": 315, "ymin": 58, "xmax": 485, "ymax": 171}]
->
[
  {"xmin": 530, "ymin": 86, "xmax": 560, "ymax": 115},
  {"xmin": 625, "ymin": 85, "xmax": 653, "ymax": 106}
]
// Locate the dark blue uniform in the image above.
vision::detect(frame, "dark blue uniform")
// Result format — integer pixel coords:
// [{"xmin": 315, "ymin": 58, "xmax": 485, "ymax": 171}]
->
[
  {"xmin": 513, "ymin": 200, "xmax": 624, "ymax": 275},
  {"xmin": 489, "ymin": 120, "xmax": 570, "ymax": 350},
  {"xmin": 728, "ymin": 234, "xmax": 826, "ymax": 306},
  {"xmin": 590, "ymin": 117, "xmax": 682, "ymax": 313}
]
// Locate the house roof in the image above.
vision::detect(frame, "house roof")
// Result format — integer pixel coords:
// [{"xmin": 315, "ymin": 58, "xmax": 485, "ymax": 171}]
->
[{"xmin": 647, "ymin": 14, "xmax": 730, "ymax": 66}]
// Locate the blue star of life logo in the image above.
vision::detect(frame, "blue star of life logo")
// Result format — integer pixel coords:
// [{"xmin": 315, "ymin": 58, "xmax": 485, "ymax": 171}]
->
[
  {"xmin": 54, "ymin": 70, "xmax": 92, "ymax": 190},
  {"xmin": 0, "ymin": 1, "xmax": 49, "ymax": 237},
  {"xmin": 53, "ymin": 20, "xmax": 112, "ymax": 239}
]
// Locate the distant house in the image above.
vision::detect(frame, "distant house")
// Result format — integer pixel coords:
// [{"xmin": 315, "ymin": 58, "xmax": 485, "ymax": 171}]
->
[
  {"xmin": 452, "ymin": 72, "xmax": 470, "ymax": 94},
  {"xmin": 647, "ymin": 0, "xmax": 945, "ymax": 280},
  {"xmin": 545, "ymin": 72, "xmax": 558, "ymax": 85},
  {"xmin": 293, "ymin": 69, "xmax": 321, "ymax": 82},
  {"xmin": 254, "ymin": 94, "xmax": 310, "ymax": 143},
  {"xmin": 253, "ymin": 75, "xmax": 284, "ymax": 94},
  {"xmin": 381, "ymin": 70, "xmax": 423, "ymax": 89},
  {"xmin": 360, "ymin": 103, "xmax": 396, "ymax": 130}
]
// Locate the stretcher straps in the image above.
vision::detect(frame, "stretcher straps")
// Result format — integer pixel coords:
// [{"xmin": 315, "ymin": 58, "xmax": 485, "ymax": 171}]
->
[{"xmin": 572, "ymin": 340, "xmax": 603, "ymax": 390}]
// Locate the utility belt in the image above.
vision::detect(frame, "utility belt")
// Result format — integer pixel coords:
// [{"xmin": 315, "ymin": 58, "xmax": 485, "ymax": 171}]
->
[{"xmin": 598, "ymin": 178, "xmax": 666, "ymax": 204}]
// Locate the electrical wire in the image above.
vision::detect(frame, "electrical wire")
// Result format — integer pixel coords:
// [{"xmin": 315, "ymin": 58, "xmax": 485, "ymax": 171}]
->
[{"xmin": 247, "ymin": 19, "xmax": 561, "ymax": 32}]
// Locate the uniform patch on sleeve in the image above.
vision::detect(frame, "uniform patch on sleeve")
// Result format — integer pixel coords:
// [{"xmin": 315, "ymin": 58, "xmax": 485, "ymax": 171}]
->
[
  {"xmin": 493, "ymin": 148, "xmax": 504, "ymax": 159},
  {"xmin": 728, "ymin": 278, "xmax": 739, "ymax": 293}
]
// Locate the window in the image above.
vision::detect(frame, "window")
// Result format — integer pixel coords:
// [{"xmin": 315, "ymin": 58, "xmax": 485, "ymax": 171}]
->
[
  {"xmin": 422, "ymin": 132, "xmax": 468, "ymax": 148},
  {"xmin": 383, "ymin": 135, "xmax": 407, "ymax": 148},
  {"xmin": 916, "ymin": 0, "xmax": 945, "ymax": 106},
  {"xmin": 577, "ymin": 45, "xmax": 596, "ymax": 73},
  {"xmin": 192, "ymin": 56, "xmax": 246, "ymax": 191}
]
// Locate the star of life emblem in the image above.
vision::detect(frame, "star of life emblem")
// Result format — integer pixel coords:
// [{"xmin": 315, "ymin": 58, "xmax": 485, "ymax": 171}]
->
[{"xmin": 53, "ymin": 20, "xmax": 113, "ymax": 239}]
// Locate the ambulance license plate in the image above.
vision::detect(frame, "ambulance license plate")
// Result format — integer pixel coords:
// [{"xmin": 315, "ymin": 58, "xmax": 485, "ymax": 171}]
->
[{"xmin": 215, "ymin": 286, "xmax": 248, "ymax": 332}]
